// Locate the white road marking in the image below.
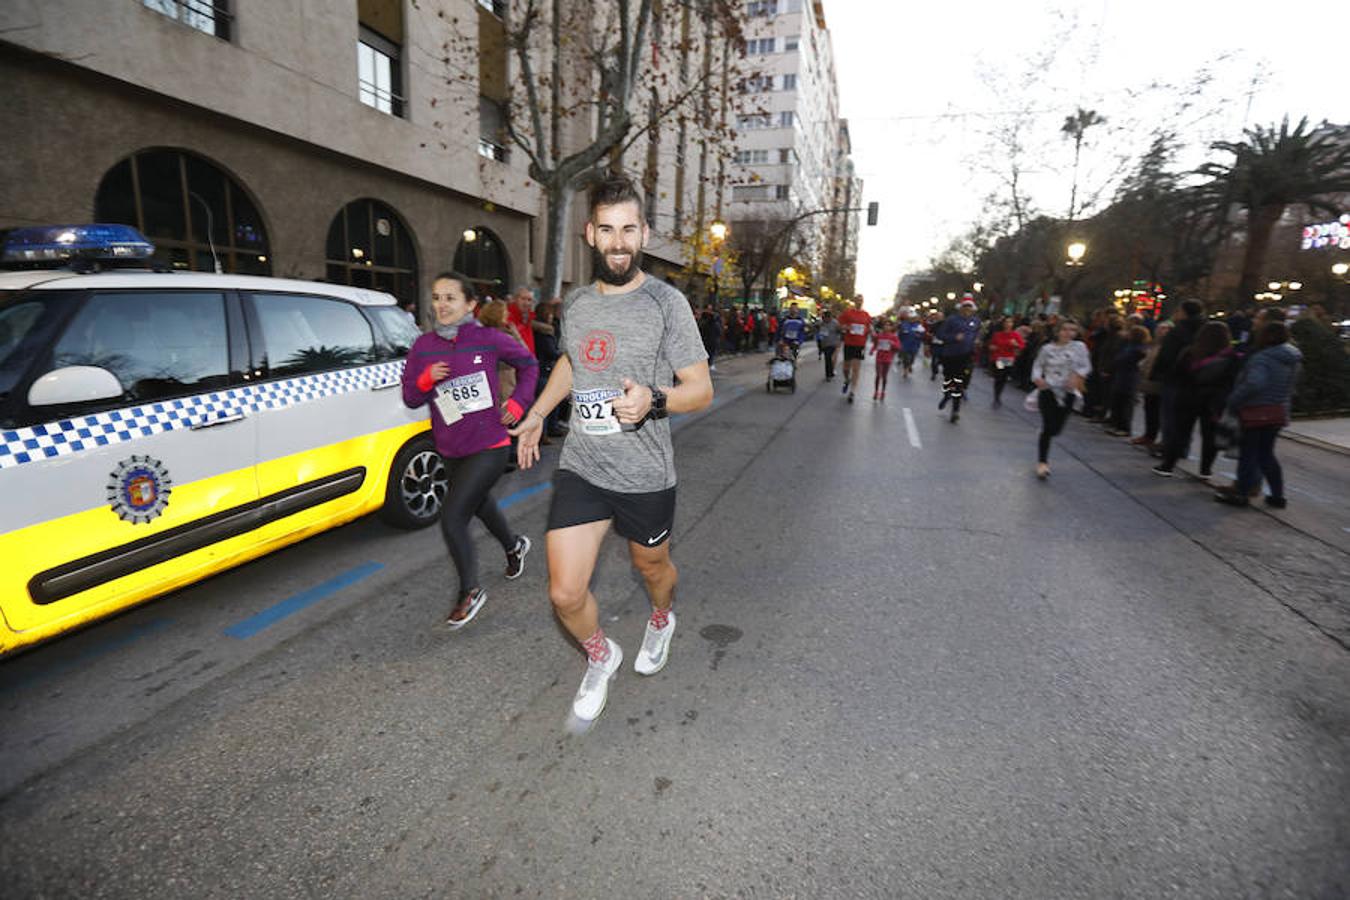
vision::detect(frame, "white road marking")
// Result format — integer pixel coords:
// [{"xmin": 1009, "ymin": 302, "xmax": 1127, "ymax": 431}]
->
[{"xmin": 903, "ymin": 408, "xmax": 922, "ymax": 449}]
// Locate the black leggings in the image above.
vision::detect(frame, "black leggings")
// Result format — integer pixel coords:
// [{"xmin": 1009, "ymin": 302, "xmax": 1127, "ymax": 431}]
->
[
  {"xmin": 992, "ymin": 365, "xmax": 1011, "ymax": 403},
  {"xmin": 440, "ymin": 446, "xmax": 516, "ymax": 597},
  {"xmin": 1037, "ymin": 390, "xmax": 1076, "ymax": 462}
]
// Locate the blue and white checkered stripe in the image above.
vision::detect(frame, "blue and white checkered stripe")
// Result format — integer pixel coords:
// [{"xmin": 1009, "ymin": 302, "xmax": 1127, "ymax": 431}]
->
[{"xmin": 0, "ymin": 361, "xmax": 406, "ymax": 471}]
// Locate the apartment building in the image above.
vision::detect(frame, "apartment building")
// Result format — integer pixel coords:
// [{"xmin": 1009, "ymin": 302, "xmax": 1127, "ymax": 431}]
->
[
  {"xmin": 727, "ymin": 0, "xmax": 858, "ymax": 301},
  {"xmin": 0, "ymin": 0, "xmax": 733, "ymax": 312}
]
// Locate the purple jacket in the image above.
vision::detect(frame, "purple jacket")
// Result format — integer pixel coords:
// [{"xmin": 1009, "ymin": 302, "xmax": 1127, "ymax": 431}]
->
[{"xmin": 402, "ymin": 321, "xmax": 539, "ymax": 459}]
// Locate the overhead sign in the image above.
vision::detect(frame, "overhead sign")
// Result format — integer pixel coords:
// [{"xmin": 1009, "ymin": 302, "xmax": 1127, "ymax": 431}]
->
[{"xmin": 1301, "ymin": 214, "xmax": 1350, "ymax": 251}]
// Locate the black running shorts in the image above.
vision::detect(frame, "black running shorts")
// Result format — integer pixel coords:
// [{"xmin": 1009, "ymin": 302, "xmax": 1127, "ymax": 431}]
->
[
  {"xmin": 843, "ymin": 345, "xmax": 865, "ymax": 361},
  {"xmin": 547, "ymin": 469, "xmax": 676, "ymax": 547}
]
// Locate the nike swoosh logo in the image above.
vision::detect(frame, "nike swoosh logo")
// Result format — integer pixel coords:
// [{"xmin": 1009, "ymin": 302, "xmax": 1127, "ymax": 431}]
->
[{"xmin": 646, "ymin": 530, "xmax": 668, "ymax": 545}]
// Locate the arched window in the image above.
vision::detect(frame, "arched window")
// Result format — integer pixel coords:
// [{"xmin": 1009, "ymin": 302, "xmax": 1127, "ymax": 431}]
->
[
  {"xmin": 452, "ymin": 227, "xmax": 510, "ymax": 299},
  {"xmin": 95, "ymin": 149, "xmax": 271, "ymax": 275},
  {"xmin": 325, "ymin": 199, "xmax": 418, "ymax": 306}
]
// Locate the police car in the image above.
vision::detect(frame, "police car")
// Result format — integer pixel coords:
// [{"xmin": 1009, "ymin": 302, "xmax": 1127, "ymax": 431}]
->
[{"xmin": 0, "ymin": 225, "xmax": 448, "ymax": 656}]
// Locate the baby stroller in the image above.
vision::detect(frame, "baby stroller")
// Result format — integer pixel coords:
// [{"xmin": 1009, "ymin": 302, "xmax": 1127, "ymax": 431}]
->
[{"xmin": 766, "ymin": 346, "xmax": 797, "ymax": 393}]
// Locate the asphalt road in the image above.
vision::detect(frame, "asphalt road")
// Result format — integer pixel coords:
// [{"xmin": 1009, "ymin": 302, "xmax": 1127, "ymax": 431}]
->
[{"xmin": 2, "ymin": 347, "xmax": 1348, "ymax": 899}]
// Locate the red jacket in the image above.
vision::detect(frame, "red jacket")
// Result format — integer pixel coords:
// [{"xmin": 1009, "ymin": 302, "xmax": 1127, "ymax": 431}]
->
[
  {"xmin": 988, "ymin": 330, "xmax": 1025, "ymax": 363},
  {"xmin": 507, "ymin": 303, "xmax": 536, "ymax": 354}
]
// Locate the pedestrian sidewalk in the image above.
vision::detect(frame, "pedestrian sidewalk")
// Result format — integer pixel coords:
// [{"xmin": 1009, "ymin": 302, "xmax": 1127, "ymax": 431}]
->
[{"xmin": 1283, "ymin": 416, "xmax": 1350, "ymax": 457}]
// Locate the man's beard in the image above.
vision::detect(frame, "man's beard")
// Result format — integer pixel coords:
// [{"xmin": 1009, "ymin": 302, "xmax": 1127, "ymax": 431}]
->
[{"xmin": 592, "ymin": 246, "xmax": 643, "ymax": 286}]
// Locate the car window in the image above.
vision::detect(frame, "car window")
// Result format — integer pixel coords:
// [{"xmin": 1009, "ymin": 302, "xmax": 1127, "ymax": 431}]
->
[
  {"xmin": 252, "ymin": 293, "xmax": 376, "ymax": 377},
  {"xmin": 368, "ymin": 306, "xmax": 421, "ymax": 358},
  {"xmin": 49, "ymin": 290, "xmax": 229, "ymax": 404},
  {"xmin": 1, "ymin": 291, "xmax": 68, "ymax": 402}
]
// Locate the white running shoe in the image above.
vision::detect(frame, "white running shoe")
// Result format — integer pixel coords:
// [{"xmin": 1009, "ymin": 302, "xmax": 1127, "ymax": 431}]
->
[
  {"xmin": 635, "ymin": 612, "xmax": 676, "ymax": 675},
  {"xmin": 572, "ymin": 639, "xmax": 623, "ymax": 721}
]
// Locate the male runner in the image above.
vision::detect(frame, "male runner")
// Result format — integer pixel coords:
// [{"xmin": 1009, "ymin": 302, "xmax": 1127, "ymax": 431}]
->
[
  {"xmin": 837, "ymin": 295, "xmax": 872, "ymax": 404},
  {"xmin": 777, "ymin": 302, "xmax": 807, "ymax": 357},
  {"xmin": 935, "ymin": 296, "xmax": 982, "ymax": 423},
  {"xmin": 511, "ymin": 175, "xmax": 713, "ymax": 723}
]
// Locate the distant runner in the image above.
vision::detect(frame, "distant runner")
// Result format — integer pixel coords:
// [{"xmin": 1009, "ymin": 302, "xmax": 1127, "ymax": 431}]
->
[{"xmin": 838, "ymin": 295, "xmax": 872, "ymax": 405}]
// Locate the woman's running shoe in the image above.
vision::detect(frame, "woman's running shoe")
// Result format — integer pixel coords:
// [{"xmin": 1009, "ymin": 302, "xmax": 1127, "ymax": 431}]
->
[
  {"xmin": 446, "ymin": 588, "xmax": 487, "ymax": 629},
  {"xmin": 504, "ymin": 535, "xmax": 531, "ymax": 579}
]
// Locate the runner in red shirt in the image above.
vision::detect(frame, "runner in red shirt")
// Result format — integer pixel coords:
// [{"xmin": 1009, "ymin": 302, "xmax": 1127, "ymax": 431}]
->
[
  {"xmin": 987, "ymin": 316, "xmax": 1025, "ymax": 408},
  {"xmin": 870, "ymin": 319, "xmax": 902, "ymax": 401},
  {"xmin": 837, "ymin": 295, "xmax": 872, "ymax": 405}
]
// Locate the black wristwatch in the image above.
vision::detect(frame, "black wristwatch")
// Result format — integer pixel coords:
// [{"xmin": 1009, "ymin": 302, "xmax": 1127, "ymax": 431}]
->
[{"xmin": 647, "ymin": 385, "xmax": 669, "ymax": 420}]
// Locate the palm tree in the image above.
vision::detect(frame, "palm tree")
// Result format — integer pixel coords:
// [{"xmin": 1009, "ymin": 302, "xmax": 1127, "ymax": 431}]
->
[
  {"xmin": 1196, "ymin": 117, "xmax": 1350, "ymax": 303},
  {"xmin": 1061, "ymin": 107, "xmax": 1106, "ymax": 221}
]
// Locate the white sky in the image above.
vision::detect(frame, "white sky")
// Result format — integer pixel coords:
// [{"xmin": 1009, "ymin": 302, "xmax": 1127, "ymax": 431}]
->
[{"xmin": 828, "ymin": 0, "xmax": 1350, "ymax": 313}]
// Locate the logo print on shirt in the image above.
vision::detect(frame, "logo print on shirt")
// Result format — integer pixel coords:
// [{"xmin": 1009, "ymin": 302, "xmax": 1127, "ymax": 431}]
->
[
  {"xmin": 474, "ymin": 355, "xmax": 483, "ymax": 364},
  {"xmin": 580, "ymin": 329, "xmax": 617, "ymax": 372}
]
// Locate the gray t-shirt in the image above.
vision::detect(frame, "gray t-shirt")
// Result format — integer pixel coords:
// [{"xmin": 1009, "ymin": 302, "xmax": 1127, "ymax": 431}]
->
[{"xmin": 558, "ymin": 276, "xmax": 707, "ymax": 493}]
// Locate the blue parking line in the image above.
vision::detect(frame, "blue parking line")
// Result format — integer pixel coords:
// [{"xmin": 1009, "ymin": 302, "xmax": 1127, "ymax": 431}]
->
[
  {"xmin": 500, "ymin": 481, "xmax": 551, "ymax": 509},
  {"xmin": 224, "ymin": 561, "xmax": 384, "ymax": 639}
]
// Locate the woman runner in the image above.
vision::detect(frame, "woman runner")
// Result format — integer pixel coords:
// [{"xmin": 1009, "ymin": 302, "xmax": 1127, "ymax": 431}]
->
[
  {"xmin": 870, "ymin": 319, "xmax": 902, "ymax": 401},
  {"xmin": 402, "ymin": 272, "xmax": 540, "ymax": 627},
  {"xmin": 1031, "ymin": 320, "xmax": 1092, "ymax": 479}
]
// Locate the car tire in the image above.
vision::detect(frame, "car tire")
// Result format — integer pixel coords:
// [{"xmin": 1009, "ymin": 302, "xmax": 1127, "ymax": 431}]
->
[{"xmin": 380, "ymin": 435, "xmax": 448, "ymax": 529}]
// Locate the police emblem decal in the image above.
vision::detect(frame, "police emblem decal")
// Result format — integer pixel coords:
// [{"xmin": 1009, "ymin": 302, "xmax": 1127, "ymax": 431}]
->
[{"xmin": 107, "ymin": 455, "xmax": 173, "ymax": 524}]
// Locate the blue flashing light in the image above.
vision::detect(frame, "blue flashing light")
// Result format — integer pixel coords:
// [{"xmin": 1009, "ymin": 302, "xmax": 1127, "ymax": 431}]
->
[{"xmin": 1, "ymin": 224, "xmax": 156, "ymax": 267}]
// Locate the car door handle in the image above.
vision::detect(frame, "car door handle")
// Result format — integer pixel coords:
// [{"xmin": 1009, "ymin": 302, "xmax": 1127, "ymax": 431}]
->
[
  {"xmin": 369, "ymin": 378, "xmax": 401, "ymax": 391},
  {"xmin": 190, "ymin": 411, "xmax": 248, "ymax": 430}
]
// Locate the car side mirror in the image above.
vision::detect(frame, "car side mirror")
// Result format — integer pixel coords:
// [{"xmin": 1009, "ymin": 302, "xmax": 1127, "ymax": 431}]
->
[{"xmin": 28, "ymin": 365, "xmax": 124, "ymax": 406}]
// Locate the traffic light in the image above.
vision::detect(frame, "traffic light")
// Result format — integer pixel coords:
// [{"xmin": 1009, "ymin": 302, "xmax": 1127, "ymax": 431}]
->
[{"xmin": 867, "ymin": 202, "xmax": 879, "ymax": 226}]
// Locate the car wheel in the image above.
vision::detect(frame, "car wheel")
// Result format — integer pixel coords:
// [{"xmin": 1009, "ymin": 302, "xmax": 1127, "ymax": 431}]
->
[{"xmin": 380, "ymin": 436, "xmax": 448, "ymax": 529}]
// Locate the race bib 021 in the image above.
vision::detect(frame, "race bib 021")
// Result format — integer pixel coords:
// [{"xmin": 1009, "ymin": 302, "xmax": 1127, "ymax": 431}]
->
[{"xmin": 571, "ymin": 387, "xmax": 623, "ymax": 435}]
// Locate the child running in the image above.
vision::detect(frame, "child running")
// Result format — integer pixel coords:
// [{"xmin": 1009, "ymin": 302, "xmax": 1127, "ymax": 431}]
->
[
  {"xmin": 870, "ymin": 320, "xmax": 902, "ymax": 401},
  {"xmin": 401, "ymin": 272, "xmax": 539, "ymax": 627}
]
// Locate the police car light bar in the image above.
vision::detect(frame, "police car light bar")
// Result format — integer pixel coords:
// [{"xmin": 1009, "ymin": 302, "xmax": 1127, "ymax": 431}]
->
[{"xmin": 1, "ymin": 224, "xmax": 156, "ymax": 267}]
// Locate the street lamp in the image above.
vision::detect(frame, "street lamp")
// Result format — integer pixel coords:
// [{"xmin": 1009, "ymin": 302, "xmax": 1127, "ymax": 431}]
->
[
  {"xmin": 1066, "ymin": 241, "xmax": 1087, "ymax": 266},
  {"xmin": 973, "ymin": 282, "xmax": 983, "ymax": 294},
  {"xmin": 945, "ymin": 291, "xmax": 956, "ymax": 301},
  {"xmin": 463, "ymin": 228, "xmax": 477, "ymax": 243},
  {"xmin": 709, "ymin": 220, "xmax": 728, "ymax": 243},
  {"xmin": 1332, "ymin": 262, "xmax": 1349, "ymax": 278}
]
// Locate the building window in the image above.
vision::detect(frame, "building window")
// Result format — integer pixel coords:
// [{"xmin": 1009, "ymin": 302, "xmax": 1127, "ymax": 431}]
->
[
  {"xmin": 782, "ymin": 73, "xmax": 797, "ymax": 91},
  {"xmin": 358, "ymin": 28, "xmax": 403, "ymax": 117},
  {"xmin": 453, "ymin": 228, "xmax": 511, "ymax": 298},
  {"xmin": 735, "ymin": 150, "xmax": 770, "ymax": 165},
  {"xmin": 478, "ymin": 96, "xmax": 510, "ymax": 161},
  {"xmin": 95, "ymin": 149, "xmax": 271, "ymax": 275},
  {"xmin": 779, "ymin": 111, "xmax": 795, "ymax": 128},
  {"xmin": 742, "ymin": 75, "xmax": 774, "ymax": 93},
  {"xmin": 786, "ymin": 0, "xmax": 803, "ymax": 11},
  {"xmin": 747, "ymin": 0, "xmax": 778, "ymax": 15},
  {"xmin": 325, "ymin": 199, "xmax": 418, "ymax": 307},
  {"xmin": 779, "ymin": 148, "xmax": 795, "ymax": 164},
  {"xmin": 143, "ymin": 0, "xmax": 231, "ymax": 41},
  {"xmin": 775, "ymin": 185, "xmax": 791, "ymax": 200},
  {"xmin": 784, "ymin": 34, "xmax": 799, "ymax": 51},
  {"xmin": 732, "ymin": 185, "xmax": 770, "ymax": 202},
  {"xmin": 737, "ymin": 114, "xmax": 772, "ymax": 131},
  {"xmin": 742, "ymin": 37, "xmax": 775, "ymax": 55},
  {"xmin": 476, "ymin": 0, "xmax": 507, "ymax": 15}
]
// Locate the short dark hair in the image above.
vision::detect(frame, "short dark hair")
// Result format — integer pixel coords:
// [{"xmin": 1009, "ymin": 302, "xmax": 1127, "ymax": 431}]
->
[
  {"xmin": 431, "ymin": 271, "xmax": 477, "ymax": 303},
  {"xmin": 588, "ymin": 175, "xmax": 644, "ymax": 221},
  {"xmin": 1259, "ymin": 321, "xmax": 1289, "ymax": 347},
  {"xmin": 1180, "ymin": 299, "xmax": 1204, "ymax": 318}
]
